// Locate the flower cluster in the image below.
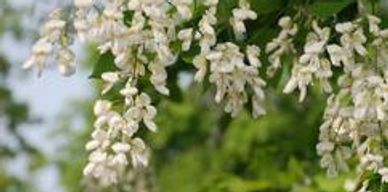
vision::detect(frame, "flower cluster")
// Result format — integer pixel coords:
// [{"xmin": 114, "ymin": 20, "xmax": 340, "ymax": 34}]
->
[
  {"xmin": 266, "ymin": 16, "xmax": 298, "ymax": 77},
  {"xmin": 206, "ymin": 43, "xmax": 266, "ymax": 117},
  {"xmin": 81, "ymin": 0, "xmax": 189, "ymax": 184},
  {"xmin": 171, "ymin": 0, "xmax": 193, "ymax": 20},
  {"xmin": 283, "ymin": 20, "xmax": 332, "ymax": 102},
  {"xmin": 24, "ymin": 0, "xmax": 388, "ymax": 190},
  {"xmin": 190, "ymin": 0, "xmax": 219, "ymax": 82},
  {"xmin": 24, "ymin": 9, "xmax": 75, "ymax": 76},
  {"xmin": 73, "ymin": 0, "xmax": 94, "ymax": 42},
  {"xmin": 84, "ymin": 88, "xmax": 156, "ymax": 185},
  {"xmin": 230, "ymin": 0, "xmax": 257, "ymax": 40},
  {"xmin": 180, "ymin": 0, "xmax": 265, "ymax": 117},
  {"xmin": 314, "ymin": 16, "xmax": 388, "ymax": 188}
]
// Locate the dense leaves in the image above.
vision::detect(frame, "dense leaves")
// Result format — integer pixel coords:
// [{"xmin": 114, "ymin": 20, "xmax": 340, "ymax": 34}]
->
[{"xmin": 308, "ymin": 0, "xmax": 357, "ymax": 18}]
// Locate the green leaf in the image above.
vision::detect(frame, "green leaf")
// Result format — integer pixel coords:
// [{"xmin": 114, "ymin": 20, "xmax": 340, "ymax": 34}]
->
[
  {"xmin": 101, "ymin": 80, "xmax": 126, "ymax": 102},
  {"xmin": 170, "ymin": 40, "xmax": 182, "ymax": 53},
  {"xmin": 123, "ymin": 10, "xmax": 134, "ymax": 27},
  {"xmin": 89, "ymin": 51, "xmax": 119, "ymax": 79},
  {"xmin": 250, "ymin": 0, "xmax": 284, "ymax": 15},
  {"xmin": 216, "ymin": 0, "xmax": 238, "ymax": 24},
  {"xmin": 181, "ymin": 44, "xmax": 200, "ymax": 63},
  {"xmin": 309, "ymin": 0, "xmax": 356, "ymax": 18}
]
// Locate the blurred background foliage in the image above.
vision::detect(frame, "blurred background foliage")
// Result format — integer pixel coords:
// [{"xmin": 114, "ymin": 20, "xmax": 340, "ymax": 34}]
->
[
  {"xmin": 1, "ymin": 0, "xmax": 388, "ymax": 192},
  {"xmin": 0, "ymin": 0, "xmax": 40, "ymax": 191}
]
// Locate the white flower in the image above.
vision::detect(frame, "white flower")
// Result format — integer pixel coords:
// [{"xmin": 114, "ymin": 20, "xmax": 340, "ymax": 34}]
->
[
  {"xmin": 326, "ymin": 44, "xmax": 352, "ymax": 67},
  {"xmin": 130, "ymin": 138, "xmax": 149, "ymax": 167},
  {"xmin": 266, "ymin": 16, "xmax": 297, "ymax": 76},
  {"xmin": 336, "ymin": 22, "xmax": 367, "ymax": 56},
  {"xmin": 230, "ymin": 0, "xmax": 257, "ymax": 40},
  {"xmin": 24, "ymin": 9, "xmax": 74, "ymax": 77},
  {"xmin": 206, "ymin": 42, "xmax": 265, "ymax": 117},
  {"xmin": 360, "ymin": 154, "xmax": 383, "ymax": 171},
  {"xmin": 112, "ymin": 142, "xmax": 131, "ymax": 153},
  {"xmin": 23, "ymin": 39, "xmax": 53, "ymax": 75},
  {"xmin": 344, "ymin": 179, "xmax": 357, "ymax": 191},
  {"xmin": 193, "ymin": 55, "xmax": 208, "ymax": 82},
  {"xmin": 368, "ymin": 15, "xmax": 381, "ymax": 35},
  {"xmin": 316, "ymin": 141, "xmax": 335, "ymax": 155},
  {"xmin": 378, "ymin": 167, "xmax": 388, "ymax": 183},
  {"xmin": 198, "ymin": 9, "xmax": 217, "ymax": 54},
  {"xmin": 40, "ymin": 9, "xmax": 66, "ymax": 41},
  {"xmin": 171, "ymin": 0, "xmax": 193, "ymax": 20},
  {"xmin": 89, "ymin": 150, "xmax": 108, "ymax": 164},
  {"xmin": 94, "ymin": 100, "xmax": 112, "ymax": 116},
  {"xmin": 178, "ymin": 28, "xmax": 193, "ymax": 51},
  {"xmin": 284, "ymin": 20, "xmax": 331, "ymax": 101},
  {"xmin": 73, "ymin": 0, "xmax": 96, "ymax": 42},
  {"xmin": 101, "ymin": 72, "xmax": 120, "ymax": 94},
  {"xmin": 246, "ymin": 45, "xmax": 261, "ymax": 67},
  {"xmin": 204, "ymin": 0, "xmax": 218, "ymax": 7},
  {"xmin": 283, "ymin": 63, "xmax": 313, "ymax": 102},
  {"xmin": 86, "ymin": 130, "xmax": 110, "ymax": 151},
  {"xmin": 278, "ymin": 16, "xmax": 293, "ymax": 29},
  {"xmin": 120, "ymin": 85, "xmax": 138, "ymax": 97},
  {"xmin": 335, "ymin": 22, "xmax": 355, "ymax": 33},
  {"xmin": 148, "ymin": 60, "xmax": 170, "ymax": 95},
  {"xmin": 56, "ymin": 47, "xmax": 76, "ymax": 76}
]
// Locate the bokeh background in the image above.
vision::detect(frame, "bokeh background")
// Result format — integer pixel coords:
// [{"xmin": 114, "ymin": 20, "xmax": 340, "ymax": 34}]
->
[{"xmin": 1, "ymin": 0, "xmax": 388, "ymax": 192}]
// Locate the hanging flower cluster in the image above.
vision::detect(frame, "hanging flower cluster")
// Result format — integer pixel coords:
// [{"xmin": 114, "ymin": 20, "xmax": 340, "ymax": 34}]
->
[
  {"xmin": 314, "ymin": 16, "xmax": 388, "ymax": 190},
  {"xmin": 24, "ymin": 0, "xmax": 388, "ymax": 190},
  {"xmin": 206, "ymin": 43, "xmax": 265, "ymax": 117},
  {"xmin": 266, "ymin": 16, "xmax": 298, "ymax": 77},
  {"xmin": 24, "ymin": 9, "xmax": 75, "ymax": 76},
  {"xmin": 230, "ymin": 0, "xmax": 257, "ymax": 40},
  {"xmin": 84, "ymin": 92, "xmax": 154, "ymax": 185},
  {"xmin": 283, "ymin": 20, "xmax": 332, "ymax": 102}
]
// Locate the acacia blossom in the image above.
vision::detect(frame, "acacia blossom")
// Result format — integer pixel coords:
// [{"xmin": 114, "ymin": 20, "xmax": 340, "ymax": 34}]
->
[
  {"xmin": 206, "ymin": 43, "xmax": 266, "ymax": 117},
  {"xmin": 318, "ymin": 17, "xmax": 388, "ymax": 189},
  {"xmin": 283, "ymin": 20, "xmax": 331, "ymax": 102},
  {"xmin": 23, "ymin": 0, "xmax": 388, "ymax": 190},
  {"xmin": 24, "ymin": 9, "xmax": 75, "ymax": 76},
  {"xmin": 266, "ymin": 16, "xmax": 298, "ymax": 76},
  {"xmin": 230, "ymin": 0, "xmax": 257, "ymax": 40}
]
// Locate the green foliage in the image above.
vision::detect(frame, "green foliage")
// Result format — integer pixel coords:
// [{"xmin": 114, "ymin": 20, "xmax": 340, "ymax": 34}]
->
[
  {"xmin": 308, "ymin": 0, "xmax": 357, "ymax": 18},
  {"xmin": 147, "ymin": 86, "xmax": 351, "ymax": 192},
  {"xmin": 89, "ymin": 51, "xmax": 120, "ymax": 79},
  {"xmin": 250, "ymin": 0, "xmax": 285, "ymax": 16}
]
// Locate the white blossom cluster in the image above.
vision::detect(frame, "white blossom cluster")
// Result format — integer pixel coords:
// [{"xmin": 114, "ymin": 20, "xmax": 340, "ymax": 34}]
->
[
  {"xmin": 171, "ymin": 0, "xmax": 193, "ymax": 20},
  {"xmin": 73, "ymin": 0, "xmax": 95, "ymax": 42},
  {"xmin": 81, "ymin": 0, "xmax": 185, "ymax": 185},
  {"xmin": 265, "ymin": 14, "xmax": 388, "ymax": 187},
  {"xmin": 284, "ymin": 20, "xmax": 332, "ymax": 102},
  {"xmin": 311, "ymin": 16, "xmax": 388, "ymax": 188},
  {"xmin": 230, "ymin": 0, "xmax": 257, "ymax": 40},
  {"xmin": 24, "ymin": 0, "xmax": 388, "ymax": 189},
  {"xmin": 73, "ymin": 0, "xmax": 266, "ymax": 185},
  {"xmin": 24, "ymin": 9, "xmax": 76, "ymax": 76},
  {"xmin": 266, "ymin": 16, "xmax": 298, "ymax": 77},
  {"xmin": 206, "ymin": 43, "xmax": 265, "ymax": 117},
  {"xmin": 84, "ymin": 88, "xmax": 155, "ymax": 185},
  {"xmin": 180, "ymin": 0, "xmax": 266, "ymax": 117},
  {"xmin": 190, "ymin": 1, "xmax": 218, "ymax": 82}
]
